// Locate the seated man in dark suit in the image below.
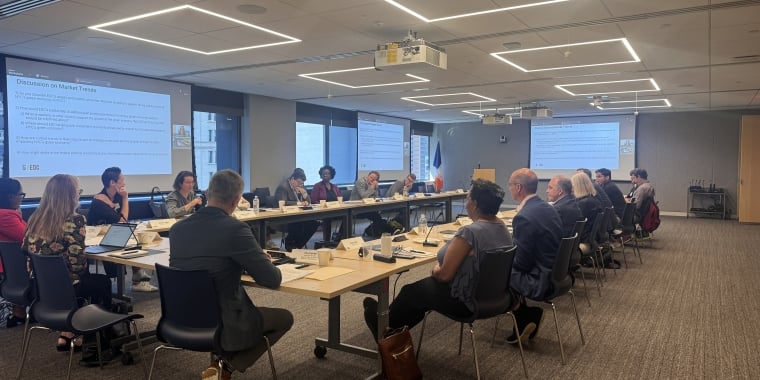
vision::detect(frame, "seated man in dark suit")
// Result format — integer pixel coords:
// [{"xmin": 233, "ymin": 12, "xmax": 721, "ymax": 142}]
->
[
  {"xmin": 507, "ymin": 168, "xmax": 563, "ymax": 344},
  {"xmin": 274, "ymin": 168, "xmax": 319, "ymax": 250},
  {"xmin": 577, "ymin": 168, "xmax": 612, "ymax": 209},
  {"xmin": 547, "ymin": 175, "xmax": 582, "ymax": 238},
  {"xmin": 170, "ymin": 169, "xmax": 294, "ymax": 380}
]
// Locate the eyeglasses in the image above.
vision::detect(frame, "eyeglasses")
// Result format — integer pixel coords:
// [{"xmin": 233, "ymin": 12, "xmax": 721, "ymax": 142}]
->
[
  {"xmin": 17, "ymin": 192, "xmax": 26, "ymax": 198},
  {"xmin": 78, "ymin": 189, "xmax": 84, "ymax": 195}
]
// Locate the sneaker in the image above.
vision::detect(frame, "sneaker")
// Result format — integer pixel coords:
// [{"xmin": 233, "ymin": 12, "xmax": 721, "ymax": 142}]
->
[
  {"xmin": 133, "ymin": 269, "xmax": 152, "ymax": 282},
  {"xmin": 363, "ymin": 297, "xmax": 379, "ymax": 340},
  {"xmin": 131, "ymin": 281, "xmax": 158, "ymax": 292},
  {"xmin": 505, "ymin": 307, "xmax": 537, "ymax": 344},
  {"xmin": 202, "ymin": 363, "xmax": 231, "ymax": 380},
  {"xmin": 527, "ymin": 307, "xmax": 544, "ymax": 340}
]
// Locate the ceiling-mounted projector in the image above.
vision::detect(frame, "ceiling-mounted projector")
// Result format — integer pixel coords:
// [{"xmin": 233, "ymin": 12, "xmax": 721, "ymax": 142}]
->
[
  {"xmin": 482, "ymin": 113, "xmax": 512, "ymax": 125},
  {"xmin": 520, "ymin": 106, "xmax": 553, "ymax": 119},
  {"xmin": 375, "ymin": 30, "xmax": 447, "ymax": 72}
]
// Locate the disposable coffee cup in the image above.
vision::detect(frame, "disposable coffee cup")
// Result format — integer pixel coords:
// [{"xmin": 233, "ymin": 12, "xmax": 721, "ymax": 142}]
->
[
  {"xmin": 278, "ymin": 200, "xmax": 286, "ymax": 212},
  {"xmin": 320, "ymin": 199, "xmax": 326, "ymax": 208},
  {"xmin": 318, "ymin": 249, "xmax": 331, "ymax": 266},
  {"xmin": 337, "ymin": 196, "xmax": 343, "ymax": 204}
]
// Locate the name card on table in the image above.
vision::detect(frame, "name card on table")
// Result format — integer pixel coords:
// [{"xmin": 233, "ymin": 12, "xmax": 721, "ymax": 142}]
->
[
  {"xmin": 147, "ymin": 219, "xmax": 176, "ymax": 229},
  {"xmin": 234, "ymin": 210, "xmax": 258, "ymax": 219},
  {"xmin": 337, "ymin": 237, "xmax": 364, "ymax": 251},
  {"xmin": 362, "ymin": 198, "xmax": 377, "ymax": 204},
  {"xmin": 325, "ymin": 201, "xmax": 341, "ymax": 208},
  {"xmin": 291, "ymin": 249, "xmax": 319, "ymax": 264},
  {"xmin": 283, "ymin": 206, "xmax": 301, "ymax": 214},
  {"xmin": 455, "ymin": 217, "xmax": 472, "ymax": 226},
  {"xmin": 455, "ymin": 188, "xmax": 465, "ymax": 193},
  {"xmin": 392, "ymin": 194, "xmax": 404, "ymax": 200}
]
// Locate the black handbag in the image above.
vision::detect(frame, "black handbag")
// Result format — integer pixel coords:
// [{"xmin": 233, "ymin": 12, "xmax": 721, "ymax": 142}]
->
[{"xmin": 148, "ymin": 187, "xmax": 169, "ymax": 218}]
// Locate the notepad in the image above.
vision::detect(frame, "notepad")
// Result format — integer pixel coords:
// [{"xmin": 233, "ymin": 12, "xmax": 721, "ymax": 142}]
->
[
  {"xmin": 304, "ymin": 267, "xmax": 355, "ymax": 281},
  {"xmin": 277, "ymin": 264, "xmax": 315, "ymax": 284}
]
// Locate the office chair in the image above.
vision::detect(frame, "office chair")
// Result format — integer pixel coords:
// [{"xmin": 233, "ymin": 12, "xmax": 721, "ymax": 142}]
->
[
  {"xmin": 0, "ymin": 242, "xmax": 34, "ymax": 356},
  {"xmin": 580, "ymin": 212, "xmax": 606, "ymax": 291},
  {"xmin": 527, "ymin": 234, "xmax": 585, "ymax": 365},
  {"xmin": 416, "ymin": 246, "xmax": 528, "ymax": 379},
  {"xmin": 611, "ymin": 202, "xmax": 641, "ymax": 267},
  {"xmin": 148, "ymin": 264, "xmax": 278, "ymax": 380},
  {"xmin": 19, "ymin": 254, "xmax": 147, "ymax": 380},
  {"xmin": 566, "ymin": 220, "xmax": 592, "ymax": 307}
]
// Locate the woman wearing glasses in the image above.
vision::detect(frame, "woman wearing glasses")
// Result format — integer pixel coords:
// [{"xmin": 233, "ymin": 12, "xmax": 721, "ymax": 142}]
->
[
  {"xmin": 0, "ymin": 178, "xmax": 28, "ymax": 328},
  {"xmin": 23, "ymin": 174, "xmax": 112, "ymax": 351}
]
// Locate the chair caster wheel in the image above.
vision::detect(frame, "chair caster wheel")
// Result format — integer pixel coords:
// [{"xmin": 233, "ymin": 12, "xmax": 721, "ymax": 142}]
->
[{"xmin": 314, "ymin": 345, "xmax": 327, "ymax": 358}]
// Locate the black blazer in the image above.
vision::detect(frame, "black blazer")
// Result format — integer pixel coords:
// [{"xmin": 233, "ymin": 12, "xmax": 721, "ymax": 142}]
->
[
  {"xmin": 511, "ymin": 196, "xmax": 562, "ymax": 300},
  {"xmin": 169, "ymin": 206, "xmax": 282, "ymax": 352},
  {"xmin": 553, "ymin": 195, "xmax": 583, "ymax": 238}
]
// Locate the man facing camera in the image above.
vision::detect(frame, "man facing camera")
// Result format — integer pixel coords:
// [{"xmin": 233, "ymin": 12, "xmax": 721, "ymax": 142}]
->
[
  {"xmin": 546, "ymin": 175, "xmax": 582, "ymax": 238},
  {"xmin": 170, "ymin": 169, "xmax": 293, "ymax": 380}
]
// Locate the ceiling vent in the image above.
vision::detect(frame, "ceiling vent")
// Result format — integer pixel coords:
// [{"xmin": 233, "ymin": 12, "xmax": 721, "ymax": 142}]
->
[{"xmin": 0, "ymin": 0, "xmax": 60, "ymax": 18}]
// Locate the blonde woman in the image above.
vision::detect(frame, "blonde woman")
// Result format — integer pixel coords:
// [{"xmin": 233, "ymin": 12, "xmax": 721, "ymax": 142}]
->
[
  {"xmin": 571, "ymin": 172, "xmax": 602, "ymax": 247},
  {"xmin": 23, "ymin": 174, "xmax": 112, "ymax": 351}
]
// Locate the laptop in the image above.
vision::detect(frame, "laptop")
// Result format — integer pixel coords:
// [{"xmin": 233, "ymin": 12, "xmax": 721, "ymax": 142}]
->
[{"xmin": 85, "ymin": 223, "xmax": 137, "ymax": 254}]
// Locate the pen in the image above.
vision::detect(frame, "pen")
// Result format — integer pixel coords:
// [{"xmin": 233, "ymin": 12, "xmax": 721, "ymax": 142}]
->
[{"xmin": 295, "ymin": 264, "xmax": 310, "ymax": 269}]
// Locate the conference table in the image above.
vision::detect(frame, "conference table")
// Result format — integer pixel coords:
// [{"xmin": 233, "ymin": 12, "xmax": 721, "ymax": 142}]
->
[
  {"xmin": 144, "ymin": 191, "xmax": 468, "ymax": 243},
  {"xmin": 87, "ymin": 223, "xmax": 461, "ymax": 379}
]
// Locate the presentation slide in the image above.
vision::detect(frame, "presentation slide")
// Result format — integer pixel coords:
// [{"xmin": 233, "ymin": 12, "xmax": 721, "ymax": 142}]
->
[
  {"xmin": 5, "ymin": 57, "xmax": 192, "ymax": 198},
  {"xmin": 357, "ymin": 112, "xmax": 410, "ymax": 182},
  {"xmin": 530, "ymin": 115, "xmax": 636, "ymax": 180}
]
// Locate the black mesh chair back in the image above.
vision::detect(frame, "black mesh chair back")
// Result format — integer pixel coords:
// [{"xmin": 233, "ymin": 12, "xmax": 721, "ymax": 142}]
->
[
  {"xmin": 619, "ymin": 202, "xmax": 636, "ymax": 235},
  {"xmin": 549, "ymin": 235, "xmax": 577, "ymax": 295},
  {"xmin": 531, "ymin": 234, "xmax": 585, "ymax": 365},
  {"xmin": 568, "ymin": 219, "xmax": 586, "ymax": 271},
  {"xmin": 154, "ymin": 263, "xmax": 220, "ymax": 352},
  {"xmin": 0, "ymin": 242, "xmax": 33, "ymax": 307},
  {"xmin": 472, "ymin": 246, "xmax": 517, "ymax": 319},
  {"xmin": 416, "ymin": 245, "xmax": 527, "ymax": 379},
  {"xmin": 21, "ymin": 254, "xmax": 147, "ymax": 379},
  {"xmin": 28, "ymin": 254, "xmax": 79, "ymax": 331},
  {"xmin": 341, "ymin": 189, "xmax": 352, "ymax": 201},
  {"xmin": 253, "ymin": 187, "xmax": 271, "ymax": 198},
  {"xmin": 598, "ymin": 207, "xmax": 615, "ymax": 242},
  {"xmin": 150, "ymin": 263, "xmax": 277, "ymax": 380}
]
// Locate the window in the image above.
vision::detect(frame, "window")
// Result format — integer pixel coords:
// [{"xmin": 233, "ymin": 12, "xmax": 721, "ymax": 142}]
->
[
  {"xmin": 193, "ymin": 111, "xmax": 240, "ymax": 190},
  {"xmin": 295, "ymin": 122, "xmax": 325, "ymax": 184},
  {"xmin": 411, "ymin": 134, "xmax": 430, "ymax": 180}
]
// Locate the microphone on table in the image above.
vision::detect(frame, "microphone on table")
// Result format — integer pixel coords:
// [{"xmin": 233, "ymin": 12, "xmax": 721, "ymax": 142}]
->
[{"xmin": 422, "ymin": 225, "xmax": 438, "ymax": 247}]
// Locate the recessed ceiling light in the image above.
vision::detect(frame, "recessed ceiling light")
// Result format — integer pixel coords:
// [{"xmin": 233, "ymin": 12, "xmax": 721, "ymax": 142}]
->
[
  {"xmin": 555, "ymin": 78, "xmax": 660, "ymax": 96},
  {"xmin": 491, "ymin": 38, "xmax": 641, "ymax": 72},
  {"xmin": 384, "ymin": 0, "xmax": 568, "ymax": 22},
  {"xmin": 299, "ymin": 67, "xmax": 430, "ymax": 88},
  {"xmin": 401, "ymin": 92, "xmax": 496, "ymax": 106},
  {"xmin": 462, "ymin": 108, "xmax": 520, "ymax": 117},
  {"xmin": 89, "ymin": 5, "xmax": 300, "ymax": 55},
  {"xmin": 596, "ymin": 99, "xmax": 671, "ymax": 110},
  {"xmin": 237, "ymin": 4, "xmax": 267, "ymax": 14}
]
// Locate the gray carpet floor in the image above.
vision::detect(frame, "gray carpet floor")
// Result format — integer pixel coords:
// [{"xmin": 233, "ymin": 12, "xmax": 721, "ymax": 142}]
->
[{"xmin": 2, "ymin": 216, "xmax": 759, "ymax": 379}]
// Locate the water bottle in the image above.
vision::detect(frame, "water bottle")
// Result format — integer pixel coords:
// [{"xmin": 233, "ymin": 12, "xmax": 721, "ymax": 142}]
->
[
  {"xmin": 253, "ymin": 195, "xmax": 260, "ymax": 214},
  {"xmin": 419, "ymin": 214, "xmax": 427, "ymax": 234}
]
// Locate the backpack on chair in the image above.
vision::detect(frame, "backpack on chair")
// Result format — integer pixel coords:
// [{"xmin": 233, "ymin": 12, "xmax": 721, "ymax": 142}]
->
[{"xmin": 640, "ymin": 200, "xmax": 661, "ymax": 233}]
